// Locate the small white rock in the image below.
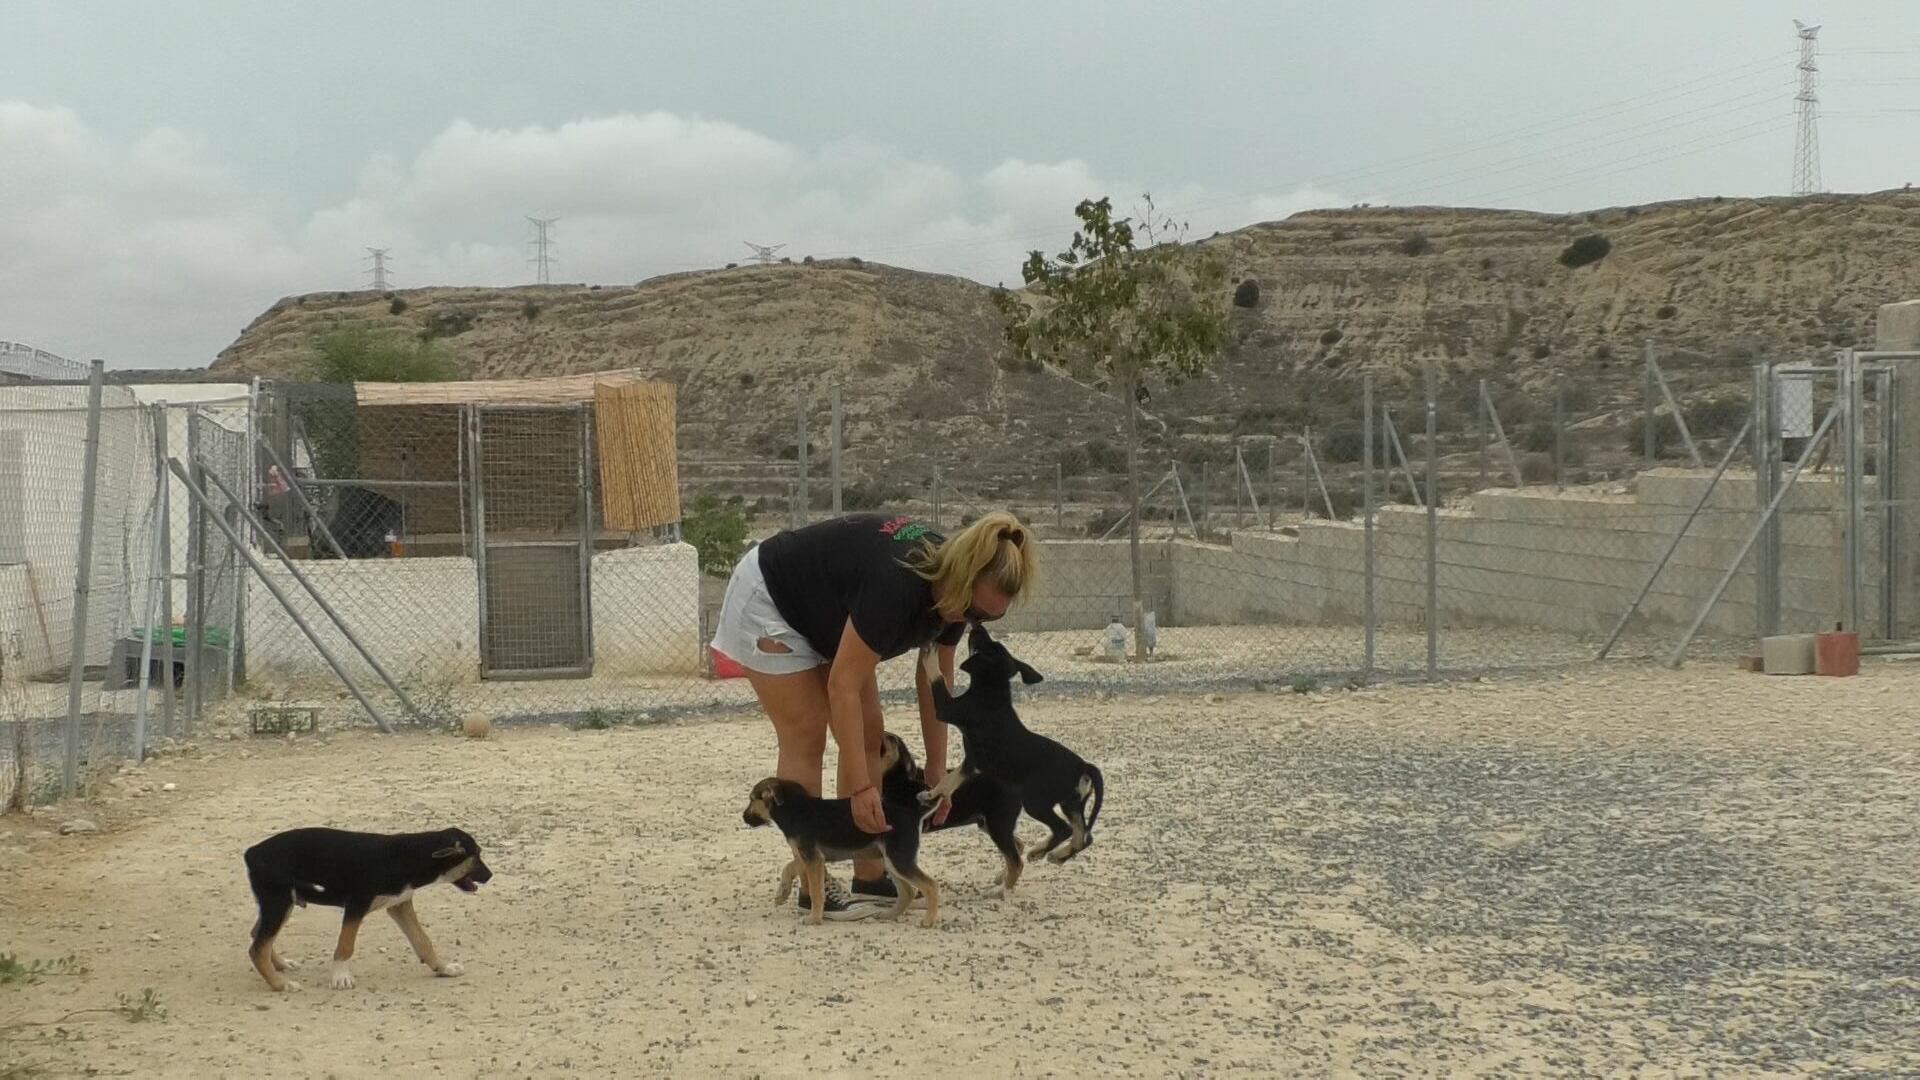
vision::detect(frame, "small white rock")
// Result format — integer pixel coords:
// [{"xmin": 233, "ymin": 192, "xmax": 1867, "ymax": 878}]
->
[
  {"xmin": 162, "ymin": 782, "xmax": 178, "ymax": 792},
  {"xmin": 59, "ymin": 818, "xmax": 99, "ymax": 835}
]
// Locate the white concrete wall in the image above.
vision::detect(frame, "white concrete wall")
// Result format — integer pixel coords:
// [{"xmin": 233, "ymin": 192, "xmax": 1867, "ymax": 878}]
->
[
  {"xmin": 592, "ymin": 542, "xmax": 701, "ymax": 675},
  {"xmin": 995, "ymin": 539, "xmax": 1172, "ymax": 633},
  {"xmin": 245, "ymin": 542, "xmax": 703, "ymax": 685}
]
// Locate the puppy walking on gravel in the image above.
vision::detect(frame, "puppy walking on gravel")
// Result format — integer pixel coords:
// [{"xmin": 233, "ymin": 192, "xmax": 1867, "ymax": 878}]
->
[
  {"xmin": 921, "ymin": 625, "xmax": 1105, "ymax": 865},
  {"xmin": 742, "ymin": 777, "xmax": 943, "ymax": 928},
  {"xmin": 242, "ymin": 826, "xmax": 492, "ymax": 992}
]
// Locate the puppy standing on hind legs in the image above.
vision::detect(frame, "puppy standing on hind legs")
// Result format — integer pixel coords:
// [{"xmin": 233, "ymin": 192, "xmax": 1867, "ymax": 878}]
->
[
  {"xmin": 920, "ymin": 625, "xmax": 1106, "ymax": 866},
  {"xmin": 242, "ymin": 826, "xmax": 492, "ymax": 992},
  {"xmin": 742, "ymin": 777, "xmax": 943, "ymax": 928}
]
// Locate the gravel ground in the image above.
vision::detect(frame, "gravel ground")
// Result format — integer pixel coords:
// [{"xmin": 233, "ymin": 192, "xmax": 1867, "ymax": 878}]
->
[{"xmin": 3, "ymin": 660, "xmax": 1916, "ymax": 1077}]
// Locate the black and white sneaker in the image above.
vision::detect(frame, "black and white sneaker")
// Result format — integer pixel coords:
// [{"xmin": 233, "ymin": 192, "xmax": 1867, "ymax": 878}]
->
[
  {"xmin": 852, "ymin": 876, "xmax": 922, "ymax": 908},
  {"xmin": 796, "ymin": 876, "xmax": 884, "ymax": 921}
]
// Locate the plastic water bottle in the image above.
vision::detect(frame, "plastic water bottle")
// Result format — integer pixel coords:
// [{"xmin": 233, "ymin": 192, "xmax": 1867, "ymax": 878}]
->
[{"xmin": 1104, "ymin": 616, "xmax": 1127, "ymax": 659}]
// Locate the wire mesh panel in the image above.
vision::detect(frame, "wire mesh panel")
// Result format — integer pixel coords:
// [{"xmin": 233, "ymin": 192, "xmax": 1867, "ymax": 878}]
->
[
  {"xmin": 0, "ymin": 383, "xmax": 157, "ymax": 805},
  {"xmin": 472, "ymin": 405, "xmax": 593, "ymax": 678}
]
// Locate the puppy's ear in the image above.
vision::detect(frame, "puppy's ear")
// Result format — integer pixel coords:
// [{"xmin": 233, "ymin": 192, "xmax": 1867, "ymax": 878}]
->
[
  {"xmin": 432, "ymin": 842, "xmax": 466, "ymax": 860},
  {"xmin": 1014, "ymin": 660, "xmax": 1044, "ymax": 685}
]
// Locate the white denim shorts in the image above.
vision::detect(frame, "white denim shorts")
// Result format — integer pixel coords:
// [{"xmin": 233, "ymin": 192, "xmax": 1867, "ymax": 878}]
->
[{"xmin": 710, "ymin": 545, "xmax": 828, "ymax": 675}]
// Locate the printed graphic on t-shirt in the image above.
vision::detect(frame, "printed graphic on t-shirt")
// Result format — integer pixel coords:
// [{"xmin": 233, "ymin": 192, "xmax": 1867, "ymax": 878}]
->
[{"xmin": 879, "ymin": 516, "xmax": 933, "ymax": 543}]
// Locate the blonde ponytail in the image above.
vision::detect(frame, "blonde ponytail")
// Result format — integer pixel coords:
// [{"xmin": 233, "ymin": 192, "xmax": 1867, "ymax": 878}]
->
[{"xmin": 906, "ymin": 511, "xmax": 1038, "ymax": 620}]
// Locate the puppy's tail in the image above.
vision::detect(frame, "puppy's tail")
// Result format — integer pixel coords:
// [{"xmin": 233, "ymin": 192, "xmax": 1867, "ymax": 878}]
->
[{"xmin": 1080, "ymin": 764, "xmax": 1105, "ymax": 835}]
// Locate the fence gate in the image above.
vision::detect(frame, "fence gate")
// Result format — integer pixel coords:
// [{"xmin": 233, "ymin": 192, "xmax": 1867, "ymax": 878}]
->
[{"xmin": 467, "ymin": 404, "xmax": 594, "ymax": 679}]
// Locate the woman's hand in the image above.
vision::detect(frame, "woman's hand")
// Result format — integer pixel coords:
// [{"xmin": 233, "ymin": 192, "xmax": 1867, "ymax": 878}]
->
[
  {"xmin": 923, "ymin": 762, "xmax": 951, "ymax": 827},
  {"xmin": 850, "ymin": 785, "xmax": 890, "ymax": 834}
]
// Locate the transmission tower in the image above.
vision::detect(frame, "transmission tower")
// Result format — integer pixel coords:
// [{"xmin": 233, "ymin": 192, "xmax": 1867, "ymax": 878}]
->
[
  {"xmin": 743, "ymin": 241, "xmax": 786, "ymax": 265},
  {"xmin": 365, "ymin": 247, "xmax": 393, "ymax": 291},
  {"xmin": 528, "ymin": 217, "xmax": 559, "ymax": 284},
  {"xmin": 1792, "ymin": 20, "xmax": 1822, "ymax": 195}
]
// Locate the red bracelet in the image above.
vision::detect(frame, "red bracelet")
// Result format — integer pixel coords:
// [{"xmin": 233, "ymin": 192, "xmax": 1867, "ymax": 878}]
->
[{"xmin": 848, "ymin": 784, "xmax": 874, "ymax": 798}]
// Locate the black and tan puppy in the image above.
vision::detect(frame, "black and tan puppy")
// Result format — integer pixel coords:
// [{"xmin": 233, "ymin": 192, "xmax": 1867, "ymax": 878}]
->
[
  {"xmin": 920, "ymin": 625, "xmax": 1105, "ymax": 865},
  {"xmin": 742, "ymin": 777, "xmax": 942, "ymax": 928},
  {"xmin": 878, "ymin": 731, "xmax": 1027, "ymax": 895},
  {"xmin": 242, "ymin": 826, "xmax": 491, "ymax": 992}
]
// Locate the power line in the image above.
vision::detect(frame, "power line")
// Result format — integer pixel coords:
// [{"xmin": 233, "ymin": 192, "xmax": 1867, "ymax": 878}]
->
[
  {"xmin": 743, "ymin": 241, "xmax": 786, "ymax": 264},
  {"xmin": 1793, "ymin": 20, "xmax": 1823, "ymax": 195},
  {"xmin": 527, "ymin": 217, "xmax": 559, "ymax": 284}
]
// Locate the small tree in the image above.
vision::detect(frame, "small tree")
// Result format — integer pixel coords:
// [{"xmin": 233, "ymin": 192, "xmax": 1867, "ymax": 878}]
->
[
  {"xmin": 994, "ymin": 195, "xmax": 1227, "ymax": 657},
  {"xmin": 682, "ymin": 493, "xmax": 749, "ymax": 576}
]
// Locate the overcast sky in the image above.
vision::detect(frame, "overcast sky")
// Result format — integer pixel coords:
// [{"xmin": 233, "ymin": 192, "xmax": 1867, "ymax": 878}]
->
[{"xmin": 4, "ymin": 1, "xmax": 1916, "ymax": 370}]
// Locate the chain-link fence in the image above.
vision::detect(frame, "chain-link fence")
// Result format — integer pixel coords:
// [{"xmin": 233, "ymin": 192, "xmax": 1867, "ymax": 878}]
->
[{"xmin": 5, "ymin": 349, "xmax": 1897, "ymax": 805}]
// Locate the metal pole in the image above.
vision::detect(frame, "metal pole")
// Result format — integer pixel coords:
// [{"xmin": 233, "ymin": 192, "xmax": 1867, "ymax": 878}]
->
[
  {"xmin": 1649, "ymin": 356, "xmax": 1705, "ymax": 467},
  {"xmin": 1481, "ymin": 382, "xmax": 1524, "ymax": 488},
  {"xmin": 185, "ymin": 410, "xmax": 205, "ymax": 735},
  {"xmin": 1667, "ymin": 405, "xmax": 1839, "ymax": 668},
  {"xmin": 1880, "ymin": 365, "xmax": 1899, "ymax": 639},
  {"xmin": 829, "ymin": 386, "xmax": 842, "ymax": 516},
  {"xmin": 167, "ymin": 459, "xmax": 394, "ymax": 733},
  {"xmin": 1097, "ymin": 470, "xmax": 1174, "ymax": 541},
  {"xmin": 1265, "ymin": 440, "xmax": 1276, "ymax": 528},
  {"xmin": 1644, "ymin": 341, "xmax": 1658, "ymax": 467},
  {"xmin": 1054, "ymin": 459, "xmax": 1064, "ymax": 531},
  {"xmin": 1553, "ymin": 379, "xmax": 1567, "ymax": 491},
  {"xmin": 1302, "ymin": 426, "xmax": 1312, "ymax": 517},
  {"xmin": 1362, "ymin": 376, "xmax": 1376, "ymax": 682},
  {"xmin": 1382, "ymin": 411, "xmax": 1425, "ymax": 511},
  {"xmin": 256, "ymin": 434, "xmax": 346, "ymax": 559},
  {"xmin": 61, "ymin": 360, "xmax": 106, "ymax": 798},
  {"xmin": 1753, "ymin": 363, "xmax": 1780, "ymax": 638},
  {"xmin": 1233, "ymin": 447, "xmax": 1244, "ymax": 527},
  {"xmin": 796, "ymin": 399, "xmax": 809, "ymax": 526},
  {"xmin": 1842, "ymin": 350, "xmax": 1863, "ymax": 633},
  {"xmin": 1597, "ymin": 414, "xmax": 1752, "ymax": 660},
  {"xmin": 196, "ymin": 465, "xmax": 428, "ymax": 723},
  {"xmin": 1424, "ymin": 365, "xmax": 1439, "ymax": 681},
  {"xmin": 1477, "ymin": 378, "xmax": 1490, "ymax": 492},
  {"xmin": 154, "ymin": 409, "xmax": 176, "ymax": 741},
  {"xmin": 132, "ymin": 424, "xmax": 167, "ymax": 761},
  {"xmin": 1201, "ymin": 460, "xmax": 1211, "ymax": 538},
  {"xmin": 1236, "ymin": 449, "xmax": 1263, "ymax": 522},
  {"xmin": 1304, "ymin": 438, "xmax": 1337, "ymax": 520},
  {"xmin": 1170, "ymin": 462, "xmax": 1198, "ymax": 536},
  {"xmin": 931, "ymin": 460, "xmax": 942, "ymax": 530}
]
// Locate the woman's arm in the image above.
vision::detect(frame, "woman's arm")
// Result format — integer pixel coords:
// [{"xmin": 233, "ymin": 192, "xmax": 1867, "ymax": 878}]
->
[
  {"xmin": 915, "ymin": 641, "xmax": 958, "ymax": 775},
  {"xmin": 828, "ymin": 619, "xmax": 890, "ymax": 833}
]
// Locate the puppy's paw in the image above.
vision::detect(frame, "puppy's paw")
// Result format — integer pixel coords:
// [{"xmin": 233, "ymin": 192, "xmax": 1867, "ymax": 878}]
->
[
  {"xmin": 1047, "ymin": 849, "xmax": 1073, "ymax": 865},
  {"xmin": 330, "ymin": 966, "xmax": 355, "ymax": 991},
  {"xmin": 435, "ymin": 962, "xmax": 465, "ymax": 979},
  {"xmin": 275, "ymin": 979, "xmax": 303, "ymax": 993},
  {"xmin": 272, "ymin": 955, "xmax": 299, "ymax": 972},
  {"xmin": 915, "ymin": 790, "xmax": 935, "ymax": 806}
]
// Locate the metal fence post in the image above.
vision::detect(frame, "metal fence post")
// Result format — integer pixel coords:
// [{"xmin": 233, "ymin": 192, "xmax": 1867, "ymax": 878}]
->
[
  {"xmin": 1265, "ymin": 439, "xmax": 1276, "ymax": 528},
  {"xmin": 1362, "ymin": 375, "xmax": 1376, "ymax": 683},
  {"xmin": 1200, "ymin": 460, "xmax": 1211, "ymax": 538},
  {"xmin": 1553, "ymin": 379, "xmax": 1567, "ymax": 491},
  {"xmin": 61, "ymin": 360, "xmax": 106, "ymax": 798},
  {"xmin": 796, "ymin": 398, "xmax": 810, "ymax": 526},
  {"xmin": 1752, "ymin": 363, "xmax": 1780, "ymax": 638},
  {"xmin": 931, "ymin": 459, "xmax": 942, "ymax": 530},
  {"xmin": 185, "ymin": 410, "xmax": 206, "ymax": 735},
  {"xmin": 154, "ymin": 408, "xmax": 176, "ymax": 741},
  {"xmin": 829, "ymin": 386, "xmax": 843, "ymax": 516},
  {"xmin": 1054, "ymin": 459, "xmax": 1063, "ymax": 531},
  {"xmin": 1644, "ymin": 341, "xmax": 1658, "ymax": 467},
  {"xmin": 1425, "ymin": 365, "xmax": 1439, "ymax": 681},
  {"xmin": 1478, "ymin": 377, "xmax": 1490, "ymax": 492},
  {"xmin": 1233, "ymin": 446, "xmax": 1244, "ymax": 527}
]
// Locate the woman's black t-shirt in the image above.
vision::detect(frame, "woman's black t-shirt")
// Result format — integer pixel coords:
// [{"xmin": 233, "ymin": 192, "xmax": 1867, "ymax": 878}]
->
[{"xmin": 755, "ymin": 513, "xmax": 967, "ymax": 661}]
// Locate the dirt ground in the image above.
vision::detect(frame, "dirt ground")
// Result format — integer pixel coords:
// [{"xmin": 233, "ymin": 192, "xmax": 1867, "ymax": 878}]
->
[{"xmin": 4, "ymin": 660, "xmax": 1919, "ymax": 1078}]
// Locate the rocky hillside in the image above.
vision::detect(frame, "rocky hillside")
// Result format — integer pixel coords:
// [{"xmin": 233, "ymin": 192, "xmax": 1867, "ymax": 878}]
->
[{"xmin": 212, "ymin": 189, "xmax": 1920, "ymax": 507}]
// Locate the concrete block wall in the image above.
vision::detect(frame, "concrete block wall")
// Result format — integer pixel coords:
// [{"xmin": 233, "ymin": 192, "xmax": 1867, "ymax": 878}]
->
[
  {"xmin": 1167, "ymin": 468, "xmax": 1854, "ymax": 640},
  {"xmin": 998, "ymin": 539, "xmax": 1171, "ymax": 633}
]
